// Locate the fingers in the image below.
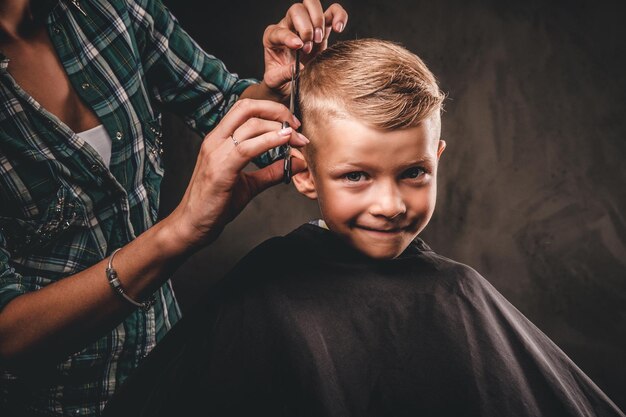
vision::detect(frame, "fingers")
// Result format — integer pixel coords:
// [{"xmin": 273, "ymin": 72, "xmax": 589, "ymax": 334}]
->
[
  {"xmin": 243, "ymin": 159, "xmax": 286, "ymax": 198},
  {"xmin": 284, "ymin": 3, "xmax": 315, "ymax": 53},
  {"xmin": 290, "ymin": 147, "xmax": 306, "ymax": 161},
  {"xmin": 232, "ymin": 118, "xmax": 309, "ymax": 148},
  {"xmin": 226, "ymin": 128, "xmax": 294, "ymax": 173},
  {"xmin": 263, "ymin": 24, "xmax": 303, "ymax": 50},
  {"xmin": 288, "ymin": 131, "xmax": 309, "ymax": 147},
  {"xmin": 307, "ymin": 3, "xmax": 348, "ymax": 57},
  {"xmin": 243, "ymin": 153, "xmax": 309, "ymax": 198},
  {"xmin": 302, "ymin": 0, "xmax": 325, "ymax": 43},
  {"xmin": 324, "ymin": 3, "xmax": 348, "ymax": 33},
  {"xmin": 212, "ymin": 99, "xmax": 300, "ymax": 141},
  {"xmin": 289, "ymin": 149, "xmax": 308, "ymax": 174},
  {"xmin": 265, "ymin": 2, "xmax": 348, "ymax": 59},
  {"xmin": 283, "ymin": 1, "xmax": 344, "ymax": 54},
  {"xmin": 233, "ymin": 118, "xmax": 283, "ymax": 142},
  {"xmin": 226, "ymin": 126, "xmax": 310, "ymax": 174}
]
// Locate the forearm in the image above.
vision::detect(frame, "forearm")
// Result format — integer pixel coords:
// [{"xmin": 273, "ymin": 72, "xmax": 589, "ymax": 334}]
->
[
  {"xmin": 0, "ymin": 95, "xmax": 303, "ymax": 368},
  {"xmin": 0, "ymin": 216, "xmax": 189, "ymax": 367}
]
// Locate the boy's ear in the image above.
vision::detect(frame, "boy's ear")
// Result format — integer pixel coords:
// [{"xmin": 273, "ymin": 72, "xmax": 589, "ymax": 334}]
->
[
  {"xmin": 291, "ymin": 149, "xmax": 318, "ymax": 200},
  {"xmin": 437, "ymin": 139, "xmax": 447, "ymax": 159}
]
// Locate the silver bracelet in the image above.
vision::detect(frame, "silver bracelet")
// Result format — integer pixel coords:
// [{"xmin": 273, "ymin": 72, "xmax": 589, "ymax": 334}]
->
[{"xmin": 106, "ymin": 248, "xmax": 156, "ymax": 312}]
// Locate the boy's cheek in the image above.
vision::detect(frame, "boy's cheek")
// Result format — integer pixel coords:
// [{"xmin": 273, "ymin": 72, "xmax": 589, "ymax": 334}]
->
[
  {"xmin": 320, "ymin": 189, "xmax": 365, "ymax": 218},
  {"xmin": 405, "ymin": 186, "xmax": 436, "ymax": 207}
]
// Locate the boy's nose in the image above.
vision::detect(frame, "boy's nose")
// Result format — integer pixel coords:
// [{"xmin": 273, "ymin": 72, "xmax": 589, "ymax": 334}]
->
[{"xmin": 368, "ymin": 183, "xmax": 407, "ymax": 219}]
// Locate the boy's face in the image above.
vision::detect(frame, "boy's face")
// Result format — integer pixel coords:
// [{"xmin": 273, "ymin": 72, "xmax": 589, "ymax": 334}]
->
[{"xmin": 294, "ymin": 113, "xmax": 445, "ymax": 259}]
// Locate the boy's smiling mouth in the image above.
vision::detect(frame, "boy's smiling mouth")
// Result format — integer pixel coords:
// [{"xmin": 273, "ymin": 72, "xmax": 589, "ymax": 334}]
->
[{"xmin": 355, "ymin": 224, "xmax": 407, "ymax": 234}]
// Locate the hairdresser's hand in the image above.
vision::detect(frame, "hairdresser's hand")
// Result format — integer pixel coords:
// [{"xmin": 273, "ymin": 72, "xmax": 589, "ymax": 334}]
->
[
  {"xmin": 163, "ymin": 99, "xmax": 308, "ymax": 252},
  {"xmin": 261, "ymin": 1, "xmax": 348, "ymax": 100}
]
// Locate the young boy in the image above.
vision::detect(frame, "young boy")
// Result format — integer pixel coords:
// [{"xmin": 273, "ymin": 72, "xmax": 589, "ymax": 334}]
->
[{"xmin": 103, "ymin": 39, "xmax": 624, "ymax": 417}]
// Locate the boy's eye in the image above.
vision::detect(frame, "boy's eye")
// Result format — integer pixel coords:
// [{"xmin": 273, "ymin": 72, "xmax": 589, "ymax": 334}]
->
[
  {"xmin": 402, "ymin": 167, "xmax": 426, "ymax": 179},
  {"xmin": 345, "ymin": 172, "xmax": 366, "ymax": 182}
]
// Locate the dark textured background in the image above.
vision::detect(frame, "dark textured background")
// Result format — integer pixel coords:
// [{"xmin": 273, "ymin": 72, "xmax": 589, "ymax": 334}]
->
[{"xmin": 160, "ymin": 0, "xmax": 626, "ymax": 409}]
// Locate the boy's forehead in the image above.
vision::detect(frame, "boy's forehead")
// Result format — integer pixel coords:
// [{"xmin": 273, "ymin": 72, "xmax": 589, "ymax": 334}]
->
[
  {"xmin": 308, "ymin": 113, "xmax": 442, "ymax": 168},
  {"xmin": 319, "ymin": 112, "xmax": 441, "ymax": 147}
]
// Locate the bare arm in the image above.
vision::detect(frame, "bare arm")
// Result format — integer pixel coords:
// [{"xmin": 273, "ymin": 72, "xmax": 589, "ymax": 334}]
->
[
  {"xmin": 0, "ymin": 99, "xmax": 307, "ymax": 368},
  {"xmin": 0, "ymin": 218, "xmax": 185, "ymax": 367}
]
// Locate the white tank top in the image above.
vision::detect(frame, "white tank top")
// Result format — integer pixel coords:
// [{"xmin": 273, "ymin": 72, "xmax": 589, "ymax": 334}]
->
[{"xmin": 78, "ymin": 124, "xmax": 113, "ymax": 167}]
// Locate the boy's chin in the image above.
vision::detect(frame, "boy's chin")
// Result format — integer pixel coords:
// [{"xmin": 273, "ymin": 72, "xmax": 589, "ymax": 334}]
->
[
  {"xmin": 326, "ymin": 223, "xmax": 420, "ymax": 260},
  {"xmin": 348, "ymin": 239, "xmax": 413, "ymax": 260}
]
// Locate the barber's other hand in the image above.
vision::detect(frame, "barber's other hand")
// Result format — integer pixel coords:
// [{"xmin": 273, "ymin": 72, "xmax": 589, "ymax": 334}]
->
[
  {"xmin": 163, "ymin": 99, "xmax": 308, "ymax": 253},
  {"xmin": 262, "ymin": 1, "xmax": 348, "ymax": 99}
]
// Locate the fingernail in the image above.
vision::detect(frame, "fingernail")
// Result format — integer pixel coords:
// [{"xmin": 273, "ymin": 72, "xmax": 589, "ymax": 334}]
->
[
  {"xmin": 314, "ymin": 28, "xmax": 323, "ymax": 43},
  {"xmin": 336, "ymin": 22, "xmax": 344, "ymax": 32},
  {"xmin": 297, "ymin": 133, "xmax": 310, "ymax": 144},
  {"xmin": 292, "ymin": 115, "xmax": 301, "ymax": 127},
  {"xmin": 293, "ymin": 37, "xmax": 304, "ymax": 48},
  {"xmin": 279, "ymin": 127, "xmax": 293, "ymax": 136},
  {"xmin": 304, "ymin": 41, "xmax": 313, "ymax": 54}
]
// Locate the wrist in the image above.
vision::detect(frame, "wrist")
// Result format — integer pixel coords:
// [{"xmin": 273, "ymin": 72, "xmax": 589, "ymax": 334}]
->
[
  {"xmin": 153, "ymin": 208, "xmax": 224, "ymax": 260},
  {"xmin": 151, "ymin": 213, "xmax": 196, "ymax": 259}
]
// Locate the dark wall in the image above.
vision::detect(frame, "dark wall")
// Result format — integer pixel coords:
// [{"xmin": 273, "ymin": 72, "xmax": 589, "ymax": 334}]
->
[{"xmin": 160, "ymin": 0, "xmax": 626, "ymax": 409}]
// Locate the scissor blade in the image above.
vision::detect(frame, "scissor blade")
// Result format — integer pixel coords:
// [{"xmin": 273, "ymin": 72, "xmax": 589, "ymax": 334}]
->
[
  {"xmin": 283, "ymin": 49, "xmax": 300, "ymax": 185},
  {"xmin": 289, "ymin": 50, "xmax": 299, "ymax": 115},
  {"xmin": 294, "ymin": 50, "xmax": 300, "ymax": 115}
]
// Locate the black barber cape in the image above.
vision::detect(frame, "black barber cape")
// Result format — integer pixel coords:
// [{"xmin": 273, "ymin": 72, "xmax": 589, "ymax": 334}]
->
[{"xmin": 104, "ymin": 224, "xmax": 624, "ymax": 417}]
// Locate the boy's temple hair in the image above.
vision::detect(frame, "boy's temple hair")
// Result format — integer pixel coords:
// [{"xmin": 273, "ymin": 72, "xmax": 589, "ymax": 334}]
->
[{"xmin": 298, "ymin": 38, "xmax": 446, "ymax": 139}]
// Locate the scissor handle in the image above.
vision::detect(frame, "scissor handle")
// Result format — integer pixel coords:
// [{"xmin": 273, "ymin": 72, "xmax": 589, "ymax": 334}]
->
[
  {"xmin": 283, "ymin": 149, "xmax": 292, "ymax": 184},
  {"xmin": 282, "ymin": 121, "xmax": 292, "ymax": 184}
]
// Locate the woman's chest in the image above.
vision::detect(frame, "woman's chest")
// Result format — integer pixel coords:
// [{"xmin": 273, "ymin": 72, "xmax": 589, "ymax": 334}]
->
[{"xmin": 1, "ymin": 27, "xmax": 100, "ymax": 133}]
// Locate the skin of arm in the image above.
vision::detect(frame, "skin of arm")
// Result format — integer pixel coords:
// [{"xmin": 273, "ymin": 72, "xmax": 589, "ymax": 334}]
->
[
  {"xmin": 0, "ymin": 217, "xmax": 187, "ymax": 367},
  {"xmin": 0, "ymin": 0, "xmax": 346, "ymax": 369},
  {"xmin": 0, "ymin": 95, "xmax": 306, "ymax": 369},
  {"xmin": 0, "ymin": 101, "xmax": 304, "ymax": 369}
]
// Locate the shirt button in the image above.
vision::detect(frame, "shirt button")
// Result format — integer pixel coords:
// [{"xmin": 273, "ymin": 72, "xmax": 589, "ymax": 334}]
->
[
  {"xmin": 81, "ymin": 82, "xmax": 90, "ymax": 90},
  {"xmin": 90, "ymin": 164, "xmax": 100, "ymax": 173},
  {"xmin": 115, "ymin": 131, "xmax": 123, "ymax": 140},
  {"xmin": 52, "ymin": 25, "xmax": 61, "ymax": 34}
]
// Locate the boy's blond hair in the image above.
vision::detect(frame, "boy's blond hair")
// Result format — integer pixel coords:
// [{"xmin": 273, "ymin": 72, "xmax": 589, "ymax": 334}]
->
[{"xmin": 299, "ymin": 38, "xmax": 445, "ymax": 152}]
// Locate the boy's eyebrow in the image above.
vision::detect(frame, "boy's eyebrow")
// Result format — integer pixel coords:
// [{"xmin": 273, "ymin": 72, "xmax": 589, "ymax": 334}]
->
[
  {"xmin": 327, "ymin": 157, "xmax": 436, "ymax": 174},
  {"xmin": 397, "ymin": 157, "xmax": 437, "ymax": 168}
]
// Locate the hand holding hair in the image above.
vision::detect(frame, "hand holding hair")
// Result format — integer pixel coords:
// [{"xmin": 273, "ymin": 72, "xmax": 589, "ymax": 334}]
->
[{"xmin": 260, "ymin": 1, "xmax": 348, "ymax": 100}]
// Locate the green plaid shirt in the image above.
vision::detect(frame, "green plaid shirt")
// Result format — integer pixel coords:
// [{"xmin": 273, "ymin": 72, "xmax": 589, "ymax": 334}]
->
[{"xmin": 0, "ymin": 0, "xmax": 256, "ymax": 415}]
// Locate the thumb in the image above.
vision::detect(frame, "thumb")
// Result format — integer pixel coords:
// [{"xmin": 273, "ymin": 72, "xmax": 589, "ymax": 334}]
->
[
  {"xmin": 264, "ymin": 64, "xmax": 293, "ymax": 89},
  {"xmin": 290, "ymin": 152, "xmax": 307, "ymax": 174},
  {"xmin": 243, "ymin": 159, "xmax": 286, "ymax": 197}
]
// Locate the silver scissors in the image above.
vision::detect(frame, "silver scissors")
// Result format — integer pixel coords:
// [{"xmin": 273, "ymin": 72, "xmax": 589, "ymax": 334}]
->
[{"xmin": 282, "ymin": 49, "xmax": 300, "ymax": 184}]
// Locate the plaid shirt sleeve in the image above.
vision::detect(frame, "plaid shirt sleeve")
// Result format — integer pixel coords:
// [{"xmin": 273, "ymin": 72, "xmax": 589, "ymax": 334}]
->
[
  {"xmin": 127, "ymin": 0, "xmax": 254, "ymax": 134},
  {"xmin": 126, "ymin": 0, "xmax": 281, "ymax": 167}
]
